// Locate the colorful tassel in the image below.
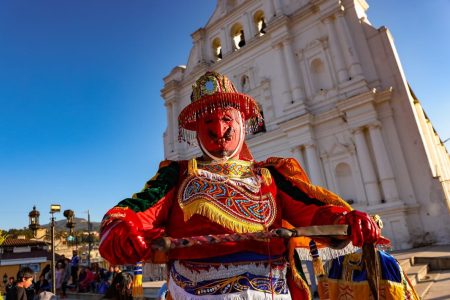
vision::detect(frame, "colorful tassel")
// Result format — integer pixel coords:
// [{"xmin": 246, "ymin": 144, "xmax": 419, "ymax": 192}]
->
[
  {"xmin": 310, "ymin": 240, "xmax": 325, "ymax": 277},
  {"xmin": 132, "ymin": 262, "xmax": 143, "ymax": 299}
]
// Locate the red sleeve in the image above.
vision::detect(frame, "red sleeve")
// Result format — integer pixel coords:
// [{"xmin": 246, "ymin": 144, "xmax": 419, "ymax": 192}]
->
[
  {"xmin": 279, "ymin": 188, "xmax": 348, "ymax": 227},
  {"xmin": 136, "ymin": 188, "xmax": 176, "ymax": 239}
]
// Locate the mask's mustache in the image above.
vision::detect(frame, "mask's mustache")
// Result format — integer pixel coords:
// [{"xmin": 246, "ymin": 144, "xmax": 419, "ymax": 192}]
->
[{"xmin": 208, "ymin": 127, "xmax": 234, "ymax": 143}]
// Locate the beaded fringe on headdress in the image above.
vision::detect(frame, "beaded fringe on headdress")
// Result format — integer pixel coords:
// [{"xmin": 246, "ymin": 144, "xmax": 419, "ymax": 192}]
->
[{"xmin": 178, "ymin": 93, "xmax": 263, "ymax": 145}]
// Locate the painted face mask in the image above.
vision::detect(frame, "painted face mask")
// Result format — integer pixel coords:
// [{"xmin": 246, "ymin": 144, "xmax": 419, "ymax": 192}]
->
[{"xmin": 196, "ymin": 107, "xmax": 245, "ymax": 161}]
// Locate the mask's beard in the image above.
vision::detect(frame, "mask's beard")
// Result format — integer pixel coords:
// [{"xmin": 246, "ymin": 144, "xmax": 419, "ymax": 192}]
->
[{"xmin": 198, "ymin": 117, "xmax": 245, "ymax": 163}]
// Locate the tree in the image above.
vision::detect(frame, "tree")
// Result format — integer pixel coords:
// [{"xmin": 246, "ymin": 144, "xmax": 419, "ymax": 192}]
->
[
  {"xmin": 7, "ymin": 228, "xmax": 33, "ymax": 239},
  {"xmin": 0, "ymin": 230, "xmax": 8, "ymax": 245}
]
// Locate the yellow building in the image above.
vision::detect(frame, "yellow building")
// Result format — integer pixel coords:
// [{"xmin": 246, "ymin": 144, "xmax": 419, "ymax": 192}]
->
[{"xmin": 0, "ymin": 238, "xmax": 49, "ymax": 292}]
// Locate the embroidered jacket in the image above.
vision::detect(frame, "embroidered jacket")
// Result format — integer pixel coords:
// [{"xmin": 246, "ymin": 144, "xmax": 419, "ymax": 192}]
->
[{"xmin": 104, "ymin": 157, "xmax": 352, "ymax": 261}]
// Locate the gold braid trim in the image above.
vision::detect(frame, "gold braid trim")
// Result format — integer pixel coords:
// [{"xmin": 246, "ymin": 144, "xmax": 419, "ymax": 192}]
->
[
  {"xmin": 188, "ymin": 158, "xmax": 198, "ymax": 176},
  {"xmin": 288, "ymin": 245, "xmax": 312, "ymax": 300},
  {"xmin": 260, "ymin": 167, "xmax": 272, "ymax": 185},
  {"xmin": 264, "ymin": 157, "xmax": 353, "ymax": 211},
  {"xmin": 182, "ymin": 199, "xmax": 266, "ymax": 234}
]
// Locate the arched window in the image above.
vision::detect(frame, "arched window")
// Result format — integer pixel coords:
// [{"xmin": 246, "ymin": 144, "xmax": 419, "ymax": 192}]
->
[
  {"xmin": 212, "ymin": 37, "xmax": 222, "ymax": 61},
  {"xmin": 230, "ymin": 23, "xmax": 245, "ymax": 50},
  {"xmin": 253, "ymin": 10, "xmax": 267, "ymax": 36},
  {"xmin": 335, "ymin": 162, "xmax": 357, "ymax": 204}
]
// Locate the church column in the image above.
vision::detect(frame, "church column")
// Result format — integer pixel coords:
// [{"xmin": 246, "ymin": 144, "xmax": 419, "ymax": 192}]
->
[
  {"xmin": 282, "ymin": 38, "xmax": 305, "ymax": 104},
  {"xmin": 297, "ymin": 50, "xmax": 314, "ymax": 99},
  {"xmin": 334, "ymin": 11, "xmax": 363, "ymax": 78},
  {"xmin": 165, "ymin": 103, "xmax": 172, "ymax": 151},
  {"xmin": 273, "ymin": 0, "xmax": 283, "ymax": 16},
  {"xmin": 244, "ymin": 12, "xmax": 255, "ymax": 38},
  {"xmin": 273, "ymin": 42, "xmax": 292, "ymax": 104},
  {"xmin": 192, "ymin": 29, "xmax": 205, "ymax": 64},
  {"xmin": 353, "ymin": 127, "xmax": 382, "ymax": 205},
  {"xmin": 171, "ymin": 100, "xmax": 179, "ymax": 138},
  {"xmin": 304, "ymin": 144, "xmax": 325, "ymax": 186},
  {"xmin": 220, "ymin": 27, "xmax": 230, "ymax": 55},
  {"xmin": 291, "ymin": 146, "xmax": 306, "ymax": 170},
  {"xmin": 323, "ymin": 16, "xmax": 349, "ymax": 83},
  {"xmin": 263, "ymin": 0, "xmax": 275, "ymax": 21},
  {"xmin": 165, "ymin": 101, "xmax": 175, "ymax": 153},
  {"xmin": 368, "ymin": 123, "xmax": 399, "ymax": 202}
]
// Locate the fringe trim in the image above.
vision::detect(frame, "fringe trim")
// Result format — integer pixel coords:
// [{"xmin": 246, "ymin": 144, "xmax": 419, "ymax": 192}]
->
[
  {"xmin": 168, "ymin": 275, "xmax": 292, "ymax": 300},
  {"xmin": 177, "ymin": 92, "xmax": 264, "ymax": 145},
  {"xmin": 181, "ymin": 199, "xmax": 266, "ymax": 234},
  {"xmin": 172, "ymin": 260, "xmax": 287, "ymax": 283},
  {"xmin": 178, "ymin": 93, "xmax": 262, "ymax": 130},
  {"xmin": 296, "ymin": 243, "xmax": 359, "ymax": 261}
]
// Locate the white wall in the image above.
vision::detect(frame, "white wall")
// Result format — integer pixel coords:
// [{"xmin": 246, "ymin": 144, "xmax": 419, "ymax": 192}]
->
[{"xmin": 161, "ymin": 0, "xmax": 450, "ymax": 250}]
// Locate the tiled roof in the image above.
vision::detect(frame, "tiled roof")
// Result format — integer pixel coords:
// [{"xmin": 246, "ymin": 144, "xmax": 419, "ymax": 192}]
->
[
  {"xmin": 1, "ymin": 238, "xmax": 48, "ymax": 247},
  {"xmin": 0, "ymin": 250, "xmax": 48, "ymax": 260}
]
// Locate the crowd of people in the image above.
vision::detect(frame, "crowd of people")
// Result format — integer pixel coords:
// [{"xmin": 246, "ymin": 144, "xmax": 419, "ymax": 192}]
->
[{"xmin": 4, "ymin": 250, "xmax": 133, "ymax": 300}]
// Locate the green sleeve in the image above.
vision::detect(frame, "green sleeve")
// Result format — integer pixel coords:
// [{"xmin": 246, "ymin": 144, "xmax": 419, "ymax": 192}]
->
[{"xmin": 116, "ymin": 161, "xmax": 180, "ymax": 213}]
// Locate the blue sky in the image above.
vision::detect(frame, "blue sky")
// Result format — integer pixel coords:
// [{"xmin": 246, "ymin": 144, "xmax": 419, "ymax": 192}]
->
[{"xmin": 1, "ymin": 1, "xmax": 449, "ymax": 231}]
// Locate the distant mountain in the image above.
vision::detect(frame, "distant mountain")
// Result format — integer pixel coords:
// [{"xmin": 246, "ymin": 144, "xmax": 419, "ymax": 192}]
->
[{"xmin": 40, "ymin": 217, "xmax": 101, "ymax": 233}]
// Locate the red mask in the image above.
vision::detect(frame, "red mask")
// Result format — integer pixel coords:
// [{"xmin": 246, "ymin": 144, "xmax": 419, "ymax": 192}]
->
[{"xmin": 196, "ymin": 107, "xmax": 245, "ymax": 161}]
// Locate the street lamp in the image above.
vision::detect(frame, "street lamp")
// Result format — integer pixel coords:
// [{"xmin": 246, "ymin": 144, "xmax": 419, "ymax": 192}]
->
[
  {"xmin": 49, "ymin": 204, "xmax": 61, "ymax": 294},
  {"xmin": 87, "ymin": 210, "xmax": 92, "ymax": 267},
  {"xmin": 63, "ymin": 209, "xmax": 75, "ymax": 236},
  {"xmin": 28, "ymin": 204, "xmax": 61, "ymax": 294},
  {"xmin": 28, "ymin": 206, "xmax": 40, "ymax": 237}
]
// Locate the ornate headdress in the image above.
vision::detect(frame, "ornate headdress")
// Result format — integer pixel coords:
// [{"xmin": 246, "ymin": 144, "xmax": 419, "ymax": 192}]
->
[{"xmin": 178, "ymin": 71, "xmax": 263, "ymax": 144}]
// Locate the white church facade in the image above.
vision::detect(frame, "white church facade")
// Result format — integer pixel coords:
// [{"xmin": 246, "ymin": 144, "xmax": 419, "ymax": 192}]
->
[{"xmin": 160, "ymin": 0, "xmax": 450, "ymax": 250}]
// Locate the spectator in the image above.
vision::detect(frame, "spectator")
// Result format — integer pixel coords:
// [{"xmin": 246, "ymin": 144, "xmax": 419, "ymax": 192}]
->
[
  {"xmin": 5, "ymin": 277, "xmax": 15, "ymax": 294},
  {"xmin": 39, "ymin": 266, "xmax": 50, "ymax": 284},
  {"xmin": 78, "ymin": 267, "xmax": 94, "ymax": 293},
  {"xmin": 34, "ymin": 275, "xmax": 50, "ymax": 294},
  {"xmin": 6, "ymin": 267, "xmax": 34, "ymax": 300},
  {"xmin": 105, "ymin": 266, "xmax": 114, "ymax": 286},
  {"xmin": 25, "ymin": 281, "xmax": 35, "ymax": 300},
  {"xmin": 115, "ymin": 272, "xmax": 133, "ymax": 300},
  {"xmin": 103, "ymin": 266, "xmax": 122, "ymax": 299},
  {"xmin": 70, "ymin": 251, "xmax": 80, "ymax": 287},
  {"xmin": 54, "ymin": 263, "xmax": 64, "ymax": 298},
  {"xmin": 61, "ymin": 258, "xmax": 71, "ymax": 297},
  {"xmin": 90, "ymin": 263, "xmax": 101, "ymax": 293}
]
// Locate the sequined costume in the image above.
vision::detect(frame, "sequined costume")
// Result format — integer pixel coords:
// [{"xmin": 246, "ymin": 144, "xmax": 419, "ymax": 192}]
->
[
  {"xmin": 99, "ymin": 71, "xmax": 391, "ymax": 299},
  {"xmin": 101, "ymin": 156, "xmax": 354, "ymax": 299}
]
